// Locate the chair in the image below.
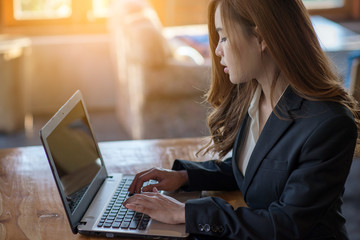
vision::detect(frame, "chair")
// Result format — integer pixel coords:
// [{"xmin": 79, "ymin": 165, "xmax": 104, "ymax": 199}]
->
[
  {"xmin": 108, "ymin": 0, "xmax": 211, "ymax": 139},
  {"xmin": 348, "ymin": 55, "xmax": 360, "ymax": 158},
  {"xmin": 0, "ymin": 36, "xmax": 32, "ymax": 133},
  {"xmin": 349, "ymin": 56, "xmax": 360, "ymax": 102}
]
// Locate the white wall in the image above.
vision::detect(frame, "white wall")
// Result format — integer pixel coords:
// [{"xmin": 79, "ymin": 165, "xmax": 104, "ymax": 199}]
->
[{"xmin": 28, "ymin": 34, "xmax": 117, "ymax": 114}]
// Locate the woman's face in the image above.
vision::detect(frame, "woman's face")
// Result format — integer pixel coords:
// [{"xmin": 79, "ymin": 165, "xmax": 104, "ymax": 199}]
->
[{"xmin": 214, "ymin": 5, "xmax": 263, "ymax": 84}]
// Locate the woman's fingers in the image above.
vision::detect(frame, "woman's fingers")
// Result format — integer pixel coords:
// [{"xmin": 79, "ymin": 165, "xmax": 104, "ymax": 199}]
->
[
  {"xmin": 124, "ymin": 192, "xmax": 160, "ymax": 215},
  {"xmin": 124, "ymin": 203, "xmax": 146, "ymax": 214},
  {"xmin": 123, "ymin": 190, "xmax": 185, "ymax": 224},
  {"xmin": 128, "ymin": 169, "xmax": 149, "ymax": 194},
  {"xmin": 141, "ymin": 184, "xmax": 155, "ymax": 192},
  {"xmin": 128, "ymin": 168, "xmax": 160, "ymax": 194},
  {"xmin": 124, "ymin": 191, "xmax": 158, "ymax": 206},
  {"xmin": 128, "ymin": 168, "xmax": 188, "ymax": 194}
]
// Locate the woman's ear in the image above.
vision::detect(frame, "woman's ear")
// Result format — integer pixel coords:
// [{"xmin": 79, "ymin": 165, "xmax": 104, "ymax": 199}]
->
[
  {"xmin": 254, "ymin": 27, "xmax": 267, "ymax": 52},
  {"xmin": 260, "ymin": 40, "xmax": 267, "ymax": 52}
]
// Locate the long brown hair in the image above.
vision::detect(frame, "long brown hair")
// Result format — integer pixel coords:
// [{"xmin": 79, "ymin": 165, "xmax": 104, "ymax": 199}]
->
[{"xmin": 201, "ymin": 0, "xmax": 360, "ymax": 159}]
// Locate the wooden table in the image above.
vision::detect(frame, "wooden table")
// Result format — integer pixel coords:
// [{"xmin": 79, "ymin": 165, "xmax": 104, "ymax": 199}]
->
[{"xmin": 0, "ymin": 138, "xmax": 245, "ymax": 240}]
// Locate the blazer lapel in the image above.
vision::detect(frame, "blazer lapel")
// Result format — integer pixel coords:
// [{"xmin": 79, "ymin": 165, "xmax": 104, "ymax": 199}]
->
[
  {"xmin": 241, "ymin": 87, "xmax": 303, "ymax": 198},
  {"xmin": 231, "ymin": 114, "xmax": 249, "ymax": 190}
]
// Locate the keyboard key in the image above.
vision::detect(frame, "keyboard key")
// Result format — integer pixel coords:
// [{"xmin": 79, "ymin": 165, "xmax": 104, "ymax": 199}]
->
[
  {"xmin": 105, "ymin": 220, "xmax": 113, "ymax": 224},
  {"xmin": 124, "ymin": 217, "xmax": 133, "ymax": 222},
  {"xmin": 129, "ymin": 219, "xmax": 140, "ymax": 230},
  {"xmin": 134, "ymin": 212, "xmax": 142, "ymax": 218},
  {"xmin": 112, "ymin": 222, "xmax": 121, "ymax": 228},
  {"xmin": 103, "ymin": 222, "xmax": 112, "ymax": 228},
  {"xmin": 138, "ymin": 223, "xmax": 148, "ymax": 230},
  {"xmin": 120, "ymin": 221, "xmax": 130, "ymax": 229}
]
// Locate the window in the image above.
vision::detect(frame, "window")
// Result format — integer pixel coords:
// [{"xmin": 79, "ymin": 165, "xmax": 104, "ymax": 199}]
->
[
  {"xmin": 13, "ymin": 0, "xmax": 72, "ymax": 20},
  {"xmin": 12, "ymin": 0, "xmax": 111, "ymax": 20},
  {"xmin": 0, "ymin": 0, "xmax": 357, "ymax": 35},
  {"xmin": 1, "ymin": 0, "xmax": 112, "ymax": 34},
  {"xmin": 3, "ymin": 0, "xmax": 112, "ymax": 22},
  {"xmin": 303, "ymin": 0, "xmax": 356, "ymax": 20},
  {"xmin": 91, "ymin": 0, "xmax": 111, "ymax": 18},
  {"xmin": 303, "ymin": 0, "xmax": 345, "ymax": 9}
]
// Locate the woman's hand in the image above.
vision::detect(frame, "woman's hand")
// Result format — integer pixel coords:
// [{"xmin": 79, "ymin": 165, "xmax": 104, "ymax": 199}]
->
[
  {"xmin": 124, "ymin": 187, "xmax": 185, "ymax": 224},
  {"xmin": 128, "ymin": 168, "xmax": 188, "ymax": 194}
]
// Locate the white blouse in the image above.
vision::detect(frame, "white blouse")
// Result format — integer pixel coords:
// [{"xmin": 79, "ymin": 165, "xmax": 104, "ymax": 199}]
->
[
  {"xmin": 237, "ymin": 85, "xmax": 288, "ymax": 176},
  {"xmin": 237, "ymin": 85, "xmax": 262, "ymax": 176}
]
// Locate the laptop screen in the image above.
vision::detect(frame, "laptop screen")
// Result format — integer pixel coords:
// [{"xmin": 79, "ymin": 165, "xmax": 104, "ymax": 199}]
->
[{"xmin": 46, "ymin": 101, "xmax": 101, "ymax": 213}]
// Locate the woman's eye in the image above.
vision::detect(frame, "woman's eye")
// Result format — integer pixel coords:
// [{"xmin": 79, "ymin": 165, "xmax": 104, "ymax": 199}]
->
[{"xmin": 220, "ymin": 37, "xmax": 227, "ymax": 43}]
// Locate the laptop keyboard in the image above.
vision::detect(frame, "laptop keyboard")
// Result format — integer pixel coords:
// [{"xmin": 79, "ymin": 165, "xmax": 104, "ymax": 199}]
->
[
  {"xmin": 97, "ymin": 176, "xmax": 156, "ymax": 230},
  {"xmin": 68, "ymin": 185, "xmax": 88, "ymax": 213}
]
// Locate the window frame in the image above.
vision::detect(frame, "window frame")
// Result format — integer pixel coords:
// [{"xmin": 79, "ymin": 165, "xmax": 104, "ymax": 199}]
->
[
  {"xmin": 0, "ymin": 1, "xmax": 108, "ymax": 35},
  {"xmin": 307, "ymin": 0, "xmax": 354, "ymax": 19},
  {"xmin": 0, "ymin": 0, "xmax": 358, "ymax": 35}
]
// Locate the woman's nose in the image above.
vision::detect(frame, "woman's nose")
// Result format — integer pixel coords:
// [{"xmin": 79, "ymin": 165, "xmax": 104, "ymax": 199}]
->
[{"xmin": 215, "ymin": 43, "xmax": 222, "ymax": 57}]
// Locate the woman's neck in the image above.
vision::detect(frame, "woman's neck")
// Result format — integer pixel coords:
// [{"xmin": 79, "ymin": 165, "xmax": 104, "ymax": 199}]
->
[
  {"xmin": 257, "ymin": 68, "xmax": 288, "ymax": 134},
  {"xmin": 257, "ymin": 54, "xmax": 288, "ymax": 108},
  {"xmin": 260, "ymin": 75, "xmax": 288, "ymax": 108}
]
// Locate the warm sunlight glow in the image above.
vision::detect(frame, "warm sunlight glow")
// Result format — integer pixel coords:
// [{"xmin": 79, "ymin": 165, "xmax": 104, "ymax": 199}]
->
[
  {"xmin": 174, "ymin": 46, "xmax": 205, "ymax": 65},
  {"xmin": 92, "ymin": 0, "xmax": 111, "ymax": 18},
  {"xmin": 14, "ymin": 0, "xmax": 72, "ymax": 20}
]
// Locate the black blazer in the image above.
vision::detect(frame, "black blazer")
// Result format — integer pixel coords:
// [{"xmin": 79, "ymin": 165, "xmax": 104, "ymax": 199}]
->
[{"xmin": 172, "ymin": 87, "xmax": 357, "ymax": 240}]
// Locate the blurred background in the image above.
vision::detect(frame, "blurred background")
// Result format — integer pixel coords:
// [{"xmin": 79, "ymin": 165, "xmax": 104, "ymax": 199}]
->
[{"xmin": 0, "ymin": 0, "xmax": 360, "ymax": 149}]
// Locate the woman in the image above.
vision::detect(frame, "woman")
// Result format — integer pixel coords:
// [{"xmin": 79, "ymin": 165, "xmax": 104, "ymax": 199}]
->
[{"xmin": 124, "ymin": 0, "xmax": 360, "ymax": 239}]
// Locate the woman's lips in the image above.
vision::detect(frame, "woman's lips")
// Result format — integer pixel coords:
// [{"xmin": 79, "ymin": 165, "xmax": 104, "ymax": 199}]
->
[{"xmin": 220, "ymin": 61, "xmax": 229, "ymax": 74}]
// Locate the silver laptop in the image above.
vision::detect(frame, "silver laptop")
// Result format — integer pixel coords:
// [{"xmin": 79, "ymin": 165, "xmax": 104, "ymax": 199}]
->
[{"xmin": 40, "ymin": 90, "xmax": 199, "ymax": 239}]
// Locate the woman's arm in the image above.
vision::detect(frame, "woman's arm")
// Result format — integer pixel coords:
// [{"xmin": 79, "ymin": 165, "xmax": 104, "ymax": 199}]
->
[
  {"xmin": 172, "ymin": 157, "xmax": 239, "ymax": 191},
  {"xmin": 128, "ymin": 156, "xmax": 239, "ymax": 194}
]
